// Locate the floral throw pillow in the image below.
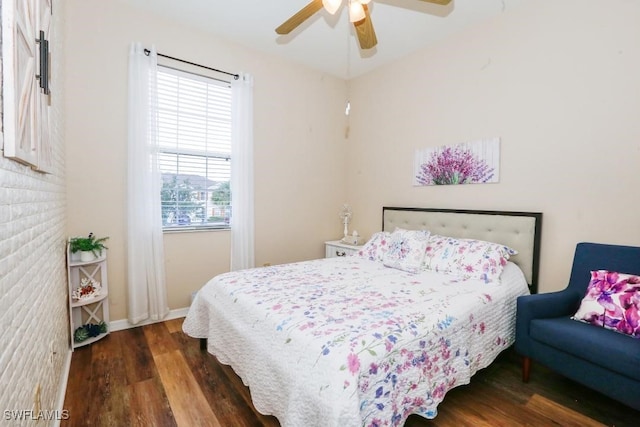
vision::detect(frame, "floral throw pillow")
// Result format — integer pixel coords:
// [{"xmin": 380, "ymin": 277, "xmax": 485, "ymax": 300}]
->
[
  {"xmin": 382, "ymin": 229, "xmax": 431, "ymax": 273},
  {"xmin": 356, "ymin": 231, "xmax": 391, "ymax": 262},
  {"xmin": 572, "ymin": 270, "xmax": 640, "ymax": 338},
  {"xmin": 422, "ymin": 235, "xmax": 518, "ymax": 283}
]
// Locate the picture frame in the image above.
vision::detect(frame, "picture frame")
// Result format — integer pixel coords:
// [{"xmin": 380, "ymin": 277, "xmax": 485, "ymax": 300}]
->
[{"xmin": 414, "ymin": 137, "xmax": 500, "ymax": 186}]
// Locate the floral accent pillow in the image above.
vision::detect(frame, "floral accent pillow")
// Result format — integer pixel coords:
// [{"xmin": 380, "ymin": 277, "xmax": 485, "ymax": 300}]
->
[
  {"xmin": 382, "ymin": 229, "xmax": 431, "ymax": 273},
  {"xmin": 572, "ymin": 270, "xmax": 640, "ymax": 338},
  {"xmin": 422, "ymin": 235, "xmax": 517, "ymax": 283},
  {"xmin": 356, "ymin": 231, "xmax": 392, "ymax": 262}
]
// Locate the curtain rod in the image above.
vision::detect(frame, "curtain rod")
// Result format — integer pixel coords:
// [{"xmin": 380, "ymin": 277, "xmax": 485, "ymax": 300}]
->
[{"xmin": 144, "ymin": 49, "xmax": 239, "ymax": 80}]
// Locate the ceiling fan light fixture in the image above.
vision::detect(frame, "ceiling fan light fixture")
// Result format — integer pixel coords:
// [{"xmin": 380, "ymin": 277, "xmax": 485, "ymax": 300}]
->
[
  {"xmin": 277, "ymin": 0, "xmax": 450, "ymax": 49},
  {"xmin": 322, "ymin": 0, "xmax": 342, "ymax": 15},
  {"xmin": 348, "ymin": 1, "xmax": 366, "ymax": 23}
]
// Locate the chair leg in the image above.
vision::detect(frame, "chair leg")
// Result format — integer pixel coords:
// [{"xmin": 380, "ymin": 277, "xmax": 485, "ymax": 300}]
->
[
  {"xmin": 522, "ymin": 356, "xmax": 531, "ymax": 383},
  {"xmin": 200, "ymin": 338, "xmax": 207, "ymax": 351}
]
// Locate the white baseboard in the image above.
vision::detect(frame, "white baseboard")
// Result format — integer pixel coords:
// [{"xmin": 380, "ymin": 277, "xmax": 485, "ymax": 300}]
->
[
  {"xmin": 109, "ymin": 307, "xmax": 190, "ymax": 332},
  {"xmin": 53, "ymin": 348, "xmax": 73, "ymax": 427}
]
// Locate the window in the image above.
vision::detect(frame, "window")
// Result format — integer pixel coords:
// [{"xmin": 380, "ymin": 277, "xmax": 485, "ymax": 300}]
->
[{"xmin": 157, "ymin": 65, "xmax": 232, "ymax": 230}]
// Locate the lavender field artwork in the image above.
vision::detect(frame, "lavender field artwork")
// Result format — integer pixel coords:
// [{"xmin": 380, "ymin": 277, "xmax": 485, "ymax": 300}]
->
[{"xmin": 414, "ymin": 138, "xmax": 500, "ymax": 186}]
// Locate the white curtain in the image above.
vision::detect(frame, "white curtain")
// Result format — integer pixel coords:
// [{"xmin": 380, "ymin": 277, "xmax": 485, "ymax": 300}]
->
[
  {"xmin": 230, "ymin": 73, "xmax": 255, "ymax": 271},
  {"xmin": 126, "ymin": 43, "xmax": 169, "ymax": 324}
]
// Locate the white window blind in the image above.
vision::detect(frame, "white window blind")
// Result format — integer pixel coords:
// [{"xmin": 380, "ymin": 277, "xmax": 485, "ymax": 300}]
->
[{"xmin": 157, "ymin": 65, "xmax": 232, "ymax": 230}]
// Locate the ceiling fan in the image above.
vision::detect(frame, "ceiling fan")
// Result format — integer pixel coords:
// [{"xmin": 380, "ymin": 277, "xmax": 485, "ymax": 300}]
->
[{"xmin": 275, "ymin": 0, "xmax": 452, "ymax": 50}]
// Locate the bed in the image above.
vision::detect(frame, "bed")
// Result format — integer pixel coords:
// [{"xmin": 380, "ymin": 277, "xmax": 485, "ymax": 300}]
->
[{"xmin": 183, "ymin": 207, "xmax": 542, "ymax": 426}]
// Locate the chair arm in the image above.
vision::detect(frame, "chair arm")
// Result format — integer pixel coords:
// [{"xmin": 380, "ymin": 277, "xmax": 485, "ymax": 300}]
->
[
  {"xmin": 515, "ymin": 289, "xmax": 581, "ymax": 356},
  {"xmin": 518, "ymin": 289, "xmax": 581, "ymax": 321}
]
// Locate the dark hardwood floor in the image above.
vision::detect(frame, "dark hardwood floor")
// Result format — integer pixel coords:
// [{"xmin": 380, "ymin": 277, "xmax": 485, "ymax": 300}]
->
[{"xmin": 62, "ymin": 318, "xmax": 639, "ymax": 427}]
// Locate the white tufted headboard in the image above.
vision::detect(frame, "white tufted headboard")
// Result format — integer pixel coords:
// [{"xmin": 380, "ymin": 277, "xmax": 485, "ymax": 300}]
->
[{"xmin": 382, "ymin": 207, "xmax": 543, "ymax": 293}]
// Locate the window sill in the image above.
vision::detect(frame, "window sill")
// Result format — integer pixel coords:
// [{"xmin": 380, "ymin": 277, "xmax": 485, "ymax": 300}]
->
[{"xmin": 162, "ymin": 226, "xmax": 230, "ymax": 234}]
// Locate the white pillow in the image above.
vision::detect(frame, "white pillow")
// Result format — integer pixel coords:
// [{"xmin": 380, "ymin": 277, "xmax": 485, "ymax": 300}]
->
[
  {"xmin": 423, "ymin": 234, "xmax": 517, "ymax": 283},
  {"xmin": 355, "ymin": 231, "xmax": 392, "ymax": 262},
  {"xmin": 382, "ymin": 228, "xmax": 431, "ymax": 273}
]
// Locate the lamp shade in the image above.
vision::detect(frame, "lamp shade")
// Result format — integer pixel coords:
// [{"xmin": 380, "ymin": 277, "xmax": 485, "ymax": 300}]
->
[
  {"xmin": 348, "ymin": 1, "xmax": 365, "ymax": 22},
  {"xmin": 322, "ymin": 0, "xmax": 342, "ymax": 15}
]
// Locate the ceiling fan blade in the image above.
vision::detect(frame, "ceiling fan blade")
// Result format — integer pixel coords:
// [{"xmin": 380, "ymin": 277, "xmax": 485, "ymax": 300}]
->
[
  {"xmin": 417, "ymin": 0, "xmax": 452, "ymax": 4},
  {"xmin": 276, "ymin": 0, "xmax": 324, "ymax": 35},
  {"xmin": 354, "ymin": 5, "xmax": 377, "ymax": 50}
]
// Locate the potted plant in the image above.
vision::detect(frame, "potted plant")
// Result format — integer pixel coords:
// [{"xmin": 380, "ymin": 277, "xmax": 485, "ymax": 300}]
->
[{"xmin": 70, "ymin": 233, "xmax": 109, "ymax": 262}]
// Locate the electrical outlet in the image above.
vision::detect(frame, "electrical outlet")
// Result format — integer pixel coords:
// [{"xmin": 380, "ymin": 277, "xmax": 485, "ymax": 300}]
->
[{"xmin": 33, "ymin": 383, "xmax": 41, "ymax": 414}]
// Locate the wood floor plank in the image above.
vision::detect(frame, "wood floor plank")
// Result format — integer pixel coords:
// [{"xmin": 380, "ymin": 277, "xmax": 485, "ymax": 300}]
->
[
  {"xmin": 88, "ymin": 335, "xmax": 132, "ymax": 427},
  {"xmin": 143, "ymin": 321, "xmax": 179, "ymax": 356},
  {"xmin": 415, "ymin": 380, "xmax": 553, "ymax": 427},
  {"xmin": 215, "ymin": 359, "xmax": 281, "ymax": 427},
  {"xmin": 172, "ymin": 328, "xmax": 277, "ymax": 426},
  {"xmin": 153, "ymin": 349, "xmax": 222, "ymax": 427},
  {"xmin": 128, "ymin": 377, "xmax": 177, "ymax": 427},
  {"xmin": 118, "ymin": 326, "xmax": 157, "ymax": 384},
  {"xmin": 61, "ymin": 346, "xmax": 93, "ymax": 427},
  {"xmin": 446, "ymin": 383, "xmax": 543, "ymax": 426},
  {"xmin": 63, "ymin": 320, "xmax": 640, "ymax": 427},
  {"xmin": 526, "ymin": 394, "xmax": 606, "ymax": 427},
  {"xmin": 490, "ymin": 353, "xmax": 638, "ymax": 427},
  {"xmin": 165, "ymin": 317, "xmax": 184, "ymax": 334}
]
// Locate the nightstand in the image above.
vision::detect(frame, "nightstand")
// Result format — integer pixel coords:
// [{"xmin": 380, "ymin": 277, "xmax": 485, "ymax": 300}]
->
[{"xmin": 325, "ymin": 240, "xmax": 364, "ymax": 258}]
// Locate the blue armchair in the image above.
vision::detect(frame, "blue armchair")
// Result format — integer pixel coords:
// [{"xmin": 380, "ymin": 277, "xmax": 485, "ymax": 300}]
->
[{"xmin": 515, "ymin": 242, "xmax": 640, "ymax": 411}]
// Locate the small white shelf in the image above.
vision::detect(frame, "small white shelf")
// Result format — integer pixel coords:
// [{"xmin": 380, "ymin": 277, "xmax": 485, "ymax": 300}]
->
[
  {"xmin": 67, "ymin": 242, "xmax": 110, "ymax": 349},
  {"xmin": 68, "ymin": 253, "xmax": 107, "ymax": 267},
  {"xmin": 70, "ymin": 291, "xmax": 108, "ymax": 308},
  {"xmin": 72, "ymin": 332, "xmax": 109, "ymax": 349}
]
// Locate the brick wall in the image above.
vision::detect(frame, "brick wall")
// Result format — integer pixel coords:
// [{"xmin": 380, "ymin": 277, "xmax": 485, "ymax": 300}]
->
[{"xmin": 0, "ymin": 3, "xmax": 69, "ymax": 425}]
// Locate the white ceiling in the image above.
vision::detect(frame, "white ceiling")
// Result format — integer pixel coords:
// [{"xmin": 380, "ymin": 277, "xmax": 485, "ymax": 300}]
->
[{"xmin": 123, "ymin": 0, "xmax": 526, "ymax": 79}]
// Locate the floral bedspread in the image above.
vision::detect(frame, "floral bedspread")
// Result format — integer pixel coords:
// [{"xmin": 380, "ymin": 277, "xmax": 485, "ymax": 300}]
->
[{"xmin": 183, "ymin": 257, "xmax": 529, "ymax": 427}]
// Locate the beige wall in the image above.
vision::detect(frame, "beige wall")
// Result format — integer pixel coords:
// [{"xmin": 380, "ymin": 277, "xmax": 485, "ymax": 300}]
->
[
  {"xmin": 65, "ymin": 0, "xmax": 640, "ymax": 325},
  {"xmin": 65, "ymin": 0, "xmax": 348, "ymax": 320},
  {"xmin": 345, "ymin": 0, "xmax": 640, "ymax": 293}
]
